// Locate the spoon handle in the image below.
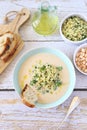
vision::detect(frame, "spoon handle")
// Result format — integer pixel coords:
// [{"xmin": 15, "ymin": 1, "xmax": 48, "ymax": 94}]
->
[{"xmin": 57, "ymin": 96, "xmax": 80, "ymax": 129}]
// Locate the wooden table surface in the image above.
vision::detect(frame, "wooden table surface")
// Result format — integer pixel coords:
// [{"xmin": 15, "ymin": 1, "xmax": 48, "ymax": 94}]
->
[{"xmin": 0, "ymin": 0, "xmax": 87, "ymax": 130}]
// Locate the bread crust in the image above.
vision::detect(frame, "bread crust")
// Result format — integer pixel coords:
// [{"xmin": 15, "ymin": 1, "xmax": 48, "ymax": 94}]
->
[
  {"xmin": 0, "ymin": 37, "xmax": 11, "ymax": 56},
  {"xmin": 21, "ymin": 84, "xmax": 36, "ymax": 108},
  {"xmin": 22, "ymin": 98, "xmax": 35, "ymax": 108},
  {"xmin": 0, "ymin": 34, "xmax": 24, "ymax": 74},
  {"xmin": 0, "ymin": 34, "xmax": 18, "ymax": 62}
]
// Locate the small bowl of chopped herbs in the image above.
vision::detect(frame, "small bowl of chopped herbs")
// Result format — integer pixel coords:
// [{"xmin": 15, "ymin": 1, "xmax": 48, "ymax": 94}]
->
[{"xmin": 60, "ymin": 14, "xmax": 87, "ymax": 45}]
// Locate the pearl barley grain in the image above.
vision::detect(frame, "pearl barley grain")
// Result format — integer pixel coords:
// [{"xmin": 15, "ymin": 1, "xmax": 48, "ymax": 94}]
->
[{"xmin": 75, "ymin": 47, "xmax": 87, "ymax": 74}]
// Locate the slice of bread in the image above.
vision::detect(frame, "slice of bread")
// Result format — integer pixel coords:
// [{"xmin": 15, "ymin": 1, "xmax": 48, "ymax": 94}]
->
[
  {"xmin": 0, "ymin": 45, "xmax": 6, "ymax": 56},
  {"xmin": 0, "ymin": 33, "xmax": 18, "ymax": 62},
  {"xmin": 0, "ymin": 34, "xmax": 24, "ymax": 74},
  {"xmin": 0, "ymin": 36, "xmax": 7, "ymax": 47},
  {"xmin": 21, "ymin": 84, "xmax": 38, "ymax": 108},
  {"xmin": 0, "ymin": 32, "xmax": 13, "ymax": 47},
  {"xmin": 0, "ymin": 35, "xmax": 11, "ymax": 56}
]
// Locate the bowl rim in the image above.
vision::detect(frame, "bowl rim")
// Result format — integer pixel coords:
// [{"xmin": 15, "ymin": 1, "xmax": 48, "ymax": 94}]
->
[
  {"xmin": 60, "ymin": 13, "xmax": 87, "ymax": 45},
  {"xmin": 73, "ymin": 43, "xmax": 87, "ymax": 75},
  {"xmin": 13, "ymin": 47, "xmax": 76, "ymax": 109}
]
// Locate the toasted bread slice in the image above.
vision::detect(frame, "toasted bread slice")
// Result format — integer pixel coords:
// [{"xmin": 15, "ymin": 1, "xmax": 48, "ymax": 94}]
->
[
  {"xmin": 0, "ymin": 32, "xmax": 13, "ymax": 47},
  {"xmin": 0, "ymin": 35, "xmax": 12, "ymax": 56},
  {"xmin": 3, "ymin": 33, "xmax": 13, "ymax": 41},
  {"xmin": 1, "ymin": 34, "xmax": 18, "ymax": 62},
  {"xmin": 0, "ymin": 35, "xmax": 24, "ymax": 74},
  {"xmin": 0, "ymin": 45, "xmax": 6, "ymax": 56},
  {"xmin": 0, "ymin": 36, "xmax": 6, "ymax": 47},
  {"xmin": 21, "ymin": 84, "xmax": 38, "ymax": 108}
]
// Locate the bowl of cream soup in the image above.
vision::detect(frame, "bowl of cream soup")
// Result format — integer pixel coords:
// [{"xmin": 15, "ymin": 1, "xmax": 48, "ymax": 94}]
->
[{"xmin": 13, "ymin": 47, "xmax": 76, "ymax": 108}]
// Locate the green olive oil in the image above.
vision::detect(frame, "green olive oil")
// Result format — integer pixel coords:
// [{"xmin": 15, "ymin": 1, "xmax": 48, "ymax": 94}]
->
[{"xmin": 32, "ymin": 1, "xmax": 58, "ymax": 35}]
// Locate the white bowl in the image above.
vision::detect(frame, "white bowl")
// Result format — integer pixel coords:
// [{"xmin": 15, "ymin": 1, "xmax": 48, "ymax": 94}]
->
[
  {"xmin": 73, "ymin": 43, "xmax": 87, "ymax": 75},
  {"xmin": 60, "ymin": 13, "xmax": 87, "ymax": 45}
]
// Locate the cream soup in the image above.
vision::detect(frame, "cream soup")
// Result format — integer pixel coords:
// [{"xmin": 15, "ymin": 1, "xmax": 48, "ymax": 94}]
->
[{"xmin": 18, "ymin": 53, "xmax": 70, "ymax": 104}]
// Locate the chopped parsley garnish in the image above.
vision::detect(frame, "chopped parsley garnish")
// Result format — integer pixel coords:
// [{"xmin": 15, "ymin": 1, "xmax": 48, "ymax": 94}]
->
[{"xmin": 30, "ymin": 64, "xmax": 63, "ymax": 94}]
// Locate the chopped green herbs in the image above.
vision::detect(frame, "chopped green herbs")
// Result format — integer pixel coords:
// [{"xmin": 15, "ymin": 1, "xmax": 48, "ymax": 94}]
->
[
  {"xmin": 30, "ymin": 64, "xmax": 63, "ymax": 94},
  {"xmin": 62, "ymin": 16, "xmax": 87, "ymax": 41},
  {"xmin": 57, "ymin": 66, "xmax": 63, "ymax": 71}
]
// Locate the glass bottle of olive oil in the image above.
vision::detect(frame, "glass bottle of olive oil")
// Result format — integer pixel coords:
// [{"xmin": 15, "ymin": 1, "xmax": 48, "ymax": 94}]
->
[{"xmin": 32, "ymin": 1, "xmax": 58, "ymax": 35}]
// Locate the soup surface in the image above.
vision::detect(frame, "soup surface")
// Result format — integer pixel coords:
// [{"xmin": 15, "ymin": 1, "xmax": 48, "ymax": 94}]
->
[{"xmin": 19, "ymin": 53, "xmax": 70, "ymax": 104}]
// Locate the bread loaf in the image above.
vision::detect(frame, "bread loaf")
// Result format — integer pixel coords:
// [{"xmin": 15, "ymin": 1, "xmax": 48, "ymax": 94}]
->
[
  {"xmin": 0, "ymin": 33, "xmax": 18, "ymax": 62},
  {"xmin": 0, "ymin": 33, "xmax": 24, "ymax": 74},
  {"xmin": 0, "ymin": 34, "xmax": 12, "ymax": 56}
]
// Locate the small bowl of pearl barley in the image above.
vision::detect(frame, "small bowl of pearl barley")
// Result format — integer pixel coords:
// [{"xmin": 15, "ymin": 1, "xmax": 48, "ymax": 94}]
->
[{"xmin": 73, "ymin": 43, "xmax": 87, "ymax": 75}]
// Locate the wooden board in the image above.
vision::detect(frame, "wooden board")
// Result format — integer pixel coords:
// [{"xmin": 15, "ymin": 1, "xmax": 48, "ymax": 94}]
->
[{"xmin": 0, "ymin": 8, "xmax": 30, "ymax": 74}]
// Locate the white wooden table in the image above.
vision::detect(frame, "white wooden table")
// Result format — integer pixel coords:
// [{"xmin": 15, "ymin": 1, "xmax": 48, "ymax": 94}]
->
[{"xmin": 0, "ymin": 0, "xmax": 87, "ymax": 130}]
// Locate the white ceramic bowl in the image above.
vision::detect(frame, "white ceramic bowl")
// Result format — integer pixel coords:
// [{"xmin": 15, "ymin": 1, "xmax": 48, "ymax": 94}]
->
[
  {"xmin": 60, "ymin": 13, "xmax": 87, "ymax": 45},
  {"xmin": 73, "ymin": 43, "xmax": 87, "ymax": 75}
]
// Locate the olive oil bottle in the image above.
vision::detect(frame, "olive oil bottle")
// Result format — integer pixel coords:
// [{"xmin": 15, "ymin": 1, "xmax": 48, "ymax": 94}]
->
[{"xmin": 32, "ymin": 1, "xmax": 58, "ymax": 35}]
